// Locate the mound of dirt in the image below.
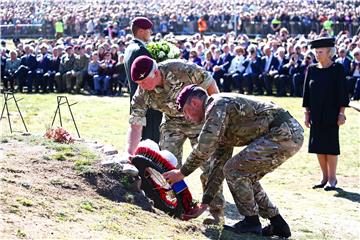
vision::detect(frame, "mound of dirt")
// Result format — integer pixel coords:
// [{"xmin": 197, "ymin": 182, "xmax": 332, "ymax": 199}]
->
[
  {"xmin": 82, "ymin": 164, "xmax": 154, "ymax": 212},
  {"xmin": 0, "ymin": 134, "xmax": 159, "ymax": 238}
]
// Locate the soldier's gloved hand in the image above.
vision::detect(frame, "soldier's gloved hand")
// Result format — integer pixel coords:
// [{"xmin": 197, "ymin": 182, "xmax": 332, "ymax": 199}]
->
[
  {"xmin": 163, "ymin": 169, "xmax": 184, "ymax": 185},
  {"xmin": 181, "ymin": 203, "xmax": 208, "ymax": 221}
]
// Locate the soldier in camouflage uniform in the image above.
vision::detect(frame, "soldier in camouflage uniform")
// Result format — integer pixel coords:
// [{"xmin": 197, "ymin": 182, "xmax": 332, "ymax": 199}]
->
[
  {"xmin": 127, "ymin": 55, "xmax": 224, "ymax": 224},
  {"xmin": 164, "ymin": 85, "xmax": 304, "ymax": 238}
]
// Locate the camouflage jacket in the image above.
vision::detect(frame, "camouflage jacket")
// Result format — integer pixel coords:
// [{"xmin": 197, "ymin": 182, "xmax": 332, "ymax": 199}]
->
[
  {"xmin": 180, "ymin": 93, "xmax": 282, "ymax": 177},
  {"xmin": 129, "ymin": 59, "xmax": 214, "ymax": 126}
]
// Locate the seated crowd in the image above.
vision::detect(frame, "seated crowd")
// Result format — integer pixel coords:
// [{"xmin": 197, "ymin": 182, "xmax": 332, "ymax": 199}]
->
[
  {"xmin": 1, "ymin": 36, "xmax": 128, "ymax": 96},
  {"xmin": 1, "ymin": 27, "xmax": 360, "ymax": 100}
]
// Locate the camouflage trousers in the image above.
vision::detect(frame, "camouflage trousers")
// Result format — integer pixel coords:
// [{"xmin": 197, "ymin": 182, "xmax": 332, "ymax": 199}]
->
[
  {"xmin": 159, "ymin": 117, "xmax": 225, "ymax": 213},
  {"xmin": 223, "ymin": 117, "xmax": 304, "ymax": 218}
]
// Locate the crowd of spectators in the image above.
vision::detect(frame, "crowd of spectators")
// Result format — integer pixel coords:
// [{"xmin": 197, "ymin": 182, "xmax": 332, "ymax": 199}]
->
[
  {"xmin": 1, "ymin": 0, "xmax": 360, "ymax": 37},
  {"xmin": 1, "ymin": 26, "xmax": 360, "ymax": 100}
]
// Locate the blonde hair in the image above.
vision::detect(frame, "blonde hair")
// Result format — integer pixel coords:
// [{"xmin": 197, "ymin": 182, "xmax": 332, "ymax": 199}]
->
[{"xmin": 328, "ymin": 47, "xmax": 336, "ymax": 59}]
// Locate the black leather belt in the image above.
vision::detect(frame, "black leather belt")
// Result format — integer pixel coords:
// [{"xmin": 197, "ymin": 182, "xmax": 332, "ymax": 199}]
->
[{"xmin": 269, "ymin": 110, "xmax": 293, "ymax": 129}]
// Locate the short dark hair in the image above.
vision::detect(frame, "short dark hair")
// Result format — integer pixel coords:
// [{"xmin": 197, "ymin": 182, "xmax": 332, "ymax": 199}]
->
[
  {"xmin": 187, "ymin": 88, "xmax": 207, "ymax": 103},
  {"xmin": 177, "ymin": 85, "xmax": 207, "ymax": 112},
  {"xmin": 131, "ymin": 25, "xmax": 141, "ymax": 35}
]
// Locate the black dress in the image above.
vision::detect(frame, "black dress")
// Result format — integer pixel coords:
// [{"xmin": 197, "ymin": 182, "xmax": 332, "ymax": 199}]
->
[{"xmin": 302, "ymin": 62, "xmax": 349, "ymax": 155}]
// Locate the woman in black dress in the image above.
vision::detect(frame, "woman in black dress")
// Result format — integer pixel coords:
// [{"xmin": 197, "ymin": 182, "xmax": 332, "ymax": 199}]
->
[{"xmin": 302, "ymin": 37, "xmax": 349, "ymax": 191}]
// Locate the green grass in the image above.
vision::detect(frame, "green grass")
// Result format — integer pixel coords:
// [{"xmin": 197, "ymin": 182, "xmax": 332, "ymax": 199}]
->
[
  {"xmin": 1, "ymin": 93, "xmax": 359, "ymax": 239},
  {"xmin": 80, "ymin": 200, "xmax": 95, "ymax": 212},
  {"xmin": 0, "ymin": 93, "xmax": 129, "ymax": 149}
]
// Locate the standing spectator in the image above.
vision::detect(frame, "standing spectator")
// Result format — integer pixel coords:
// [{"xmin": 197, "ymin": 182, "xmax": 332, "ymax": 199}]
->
[
  {"xmin": 86, "ymin": 17, "xmax": 95, "ymax": 36},
  {"xmin": 197, "ymin": 16, "xmax": 208, "ymax": 37},
  {"xmin": 124, "ymin": 17, "xmax": 162, "ymax": 143},
  {"xmin": 55, "ymin": 19, "xmax": 64, "ymax": 39},
  {"xmin": 159, "ymin": 18, "xmax": 168, "ymax": 36},
  {"xmin": 322, "ymin": 18, "xmax": 333, "ymax": 36},
  {"xmin": 270, "ymin": 14, "xmax": 282, "ymax": 33},
  {"xmin": 303, "ymin": 38, "xmax": 349, "ymax": 191}
]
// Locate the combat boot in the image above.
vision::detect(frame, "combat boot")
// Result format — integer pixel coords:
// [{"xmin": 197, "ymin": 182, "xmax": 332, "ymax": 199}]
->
[
  {"xmin": 203, "ymin": 209, "xmax": 224, "ymax": 225},
  {"xmin": 223, "ymin": 215, "xmax": 262, "ymax": 235},
  {"xmin": 262, "ymin": 214, "xmax": 291, "ymax": 238}
]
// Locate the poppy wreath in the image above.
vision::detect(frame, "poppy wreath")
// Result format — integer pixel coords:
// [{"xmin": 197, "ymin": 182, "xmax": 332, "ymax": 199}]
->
[{"xmin": 132, "ymin": 146, "xmax": 195, "ymax": 219}]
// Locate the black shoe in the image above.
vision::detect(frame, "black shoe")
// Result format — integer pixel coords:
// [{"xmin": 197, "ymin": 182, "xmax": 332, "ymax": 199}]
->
[
  {"xmin": 312, "ymin": 182, "xmax": 327, "ymax": 189},
  {"xmin": 262, "ymin": 214, "xmax": 291, "ymax": 238},
  {"xmin": 324, "ymin": 180, "xmax": 337, "ymax": 191},
  {"xmin": 223, "ymin": 216, "xmax": 262, "ymax": 235}
]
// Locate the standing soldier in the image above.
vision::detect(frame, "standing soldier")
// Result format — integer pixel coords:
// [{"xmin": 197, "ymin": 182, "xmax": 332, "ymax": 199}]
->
[
  {"xmin": 54, "ymin": 19, "xmax": 64, "ymax": 39},
  {"xmin": 164, "ymin": 85, "xmax": 304, "ymax": 238},
  {"xmin": 127, "ymin": 56, "xmax": 224, "ymax": 224},
  {"xmin": 124, "ymin": 17, "xmax": 162, "ymax": 143}
]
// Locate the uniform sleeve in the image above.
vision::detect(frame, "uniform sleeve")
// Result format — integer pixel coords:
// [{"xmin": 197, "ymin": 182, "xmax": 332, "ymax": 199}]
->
[
  {"xmin": 180, "ymin": 102, "xmax": 228, "ymax": 176},
  {"xmin": 201, "ymin": 145, "xmax": 233, "ymax": 205},
  {"xmin": 336, "ymin": 64, "xmax": 350, "ymax": 107},
  {"xmin": 302, "ymin": 66, "xmax": 311, "ymax": 108},
  {"xmin": 186, "ymin": 62, "xmax": 215, "ymax": 90},
  {"xmin": 129, "ymin": 88, "xmax": 148, "ymax": 126}
]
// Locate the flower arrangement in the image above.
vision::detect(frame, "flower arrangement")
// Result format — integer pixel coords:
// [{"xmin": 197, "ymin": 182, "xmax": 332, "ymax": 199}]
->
[
  {"xmin": 147, "ymin": 41, "xmax": 180, "ymax": 62},
  {"xmin": 44, "ymin": 127, "xmax": 74, "ymax": 144}
]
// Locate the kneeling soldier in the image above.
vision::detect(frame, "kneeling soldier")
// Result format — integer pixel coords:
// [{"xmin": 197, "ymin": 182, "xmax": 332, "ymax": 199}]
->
[{"xmin": 164, "ymin": 85, "xmax": 304, "ymax": 238}]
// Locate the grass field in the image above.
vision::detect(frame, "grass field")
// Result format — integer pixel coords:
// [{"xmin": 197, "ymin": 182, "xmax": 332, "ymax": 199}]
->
[{"xmin": 1, "ymin": 93, "xmax": 359, "ymax": 239}]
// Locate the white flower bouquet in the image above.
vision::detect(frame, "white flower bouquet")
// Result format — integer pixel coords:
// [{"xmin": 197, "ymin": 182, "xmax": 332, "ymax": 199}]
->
[{"xmin": 147, "ymin": 41, "xmax": 180, "ymax": 62}]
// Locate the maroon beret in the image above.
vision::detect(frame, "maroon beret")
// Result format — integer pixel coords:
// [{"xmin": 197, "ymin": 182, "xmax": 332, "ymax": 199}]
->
[
  {"xmin": 131, "ymin": 17, "xmax": 153, "ymax": 29},
  {"xmin": 176, "ymin": 84, "xmax": 197, "ymax": 112},
  {"xmin": 131, "ymin": 56, "xmax": 154, "ymax": 81}
]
